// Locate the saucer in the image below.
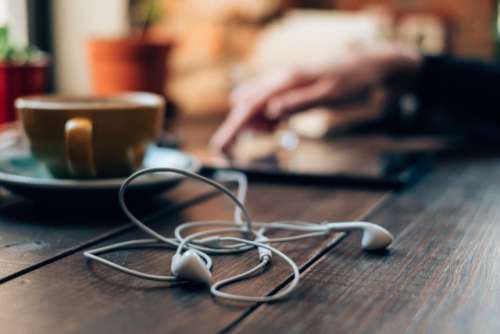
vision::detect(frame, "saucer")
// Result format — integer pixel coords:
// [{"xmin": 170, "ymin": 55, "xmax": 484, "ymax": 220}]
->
[{"xmin": 0, "ymin": 127, "xmax": 200, "ymax": 204}]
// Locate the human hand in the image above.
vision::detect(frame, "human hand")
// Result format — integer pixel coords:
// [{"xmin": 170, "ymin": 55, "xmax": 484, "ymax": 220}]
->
[{"xmin": 210, "ymin": 45, "xmax": 422, "ymax": 152}]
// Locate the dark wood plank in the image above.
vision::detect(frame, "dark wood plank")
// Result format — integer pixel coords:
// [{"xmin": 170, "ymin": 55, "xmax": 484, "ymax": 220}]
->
[
  {"xmin": 231, "ymin": 158, "xmax": 500, "ymax": 334},
  {"xmin": 0, "ymin": 199, "xmax": 124, "ymax": 280},
  {"xmin": 0, "ymin": 184, "xmax": 216, "ymax": 282},
  {"xmin": 0, "ymin": 116, "xmax": 222, "ymax": 282},
  {"xmin": 0, "ymin": 183, "xmax": 386, "ymax": 334}
]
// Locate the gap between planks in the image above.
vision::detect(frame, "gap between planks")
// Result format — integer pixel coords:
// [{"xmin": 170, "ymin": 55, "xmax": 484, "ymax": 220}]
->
[{"xmin": 219, "ymin": 191, "xmax": 395, "ymax": 334}]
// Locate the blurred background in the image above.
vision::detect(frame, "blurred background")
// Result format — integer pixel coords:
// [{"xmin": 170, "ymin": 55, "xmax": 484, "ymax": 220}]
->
[
  {"xmin": 2, "ymin": 0, "xmax": 496, "ymax": 119},
  {"xmin": 0, "ymin": 0, "xmax": 498, "ymax": 189},
  {"xmin": 0, "ymin": 0, "xmax": 498, "ymax": 146}
]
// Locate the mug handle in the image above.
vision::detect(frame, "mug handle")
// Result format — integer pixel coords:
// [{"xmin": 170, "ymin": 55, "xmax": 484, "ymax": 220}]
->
[{"xmin": 64, "ymin": 118, "xmax": 96, "ymax": 178}]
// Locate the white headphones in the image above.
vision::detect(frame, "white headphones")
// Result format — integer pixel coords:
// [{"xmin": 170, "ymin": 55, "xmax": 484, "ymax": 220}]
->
[{"xmin": 84, "ymin": 168, "xmax": 393, "ymax": 302}]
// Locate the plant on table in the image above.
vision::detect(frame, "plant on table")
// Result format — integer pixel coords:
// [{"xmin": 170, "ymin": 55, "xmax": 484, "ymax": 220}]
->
[{"xmin": 0, "ymin": 26, "xmax": 48, "ymax": 124}]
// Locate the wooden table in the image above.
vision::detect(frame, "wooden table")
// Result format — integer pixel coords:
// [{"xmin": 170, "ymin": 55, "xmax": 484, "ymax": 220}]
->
[{"xmin": 1, "ymin": 118, "xmax": 500, "ymax": 334}]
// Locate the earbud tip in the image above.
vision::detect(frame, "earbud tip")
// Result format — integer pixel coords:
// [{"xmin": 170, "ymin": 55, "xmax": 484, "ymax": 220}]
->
[
  {"xmin": 361, "ymin": 225, "xmax": 393, "ymax": 251},
  {"xmin": 171, "ymin": 250, "xmax": 212, "ymax": 285}
]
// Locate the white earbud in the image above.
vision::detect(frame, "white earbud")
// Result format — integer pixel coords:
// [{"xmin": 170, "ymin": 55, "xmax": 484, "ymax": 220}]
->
[
  {"xmin": 171, "ymin": 250, "xmax": 212, "ymax": 285},
  {"xmin": 84, "ymin": 168, "xmax": 395, "ymax": 303},
  {"xmin": 325, "ymin": 222, "xmax": 393, "ymax": 251}
]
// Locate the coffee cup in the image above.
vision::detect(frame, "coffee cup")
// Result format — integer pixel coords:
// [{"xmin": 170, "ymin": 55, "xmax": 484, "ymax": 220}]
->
[{"xmin": 15, "ymin": 92, "xmax": 164, "ymax": 179}]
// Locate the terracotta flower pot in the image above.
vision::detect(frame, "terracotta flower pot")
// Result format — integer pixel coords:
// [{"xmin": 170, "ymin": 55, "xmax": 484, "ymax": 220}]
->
[
  {"xmin": 87, "ymin": 37, "xmax": 173, "ymax": 95},
  {"xmin": 0, "ymin": 62, "xmax": 47, "ymax": 124}
]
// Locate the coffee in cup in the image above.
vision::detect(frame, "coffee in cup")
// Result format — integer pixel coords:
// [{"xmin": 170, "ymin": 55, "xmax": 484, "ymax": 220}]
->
[{"xmin": 15, "ymin": 92, "xmax": 164, "ymax": 179}]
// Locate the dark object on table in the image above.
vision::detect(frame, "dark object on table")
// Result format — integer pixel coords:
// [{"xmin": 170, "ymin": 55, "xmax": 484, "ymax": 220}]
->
[{"xmin": 200, "ymin": 134, "xmax": 440, "ymax": 189}]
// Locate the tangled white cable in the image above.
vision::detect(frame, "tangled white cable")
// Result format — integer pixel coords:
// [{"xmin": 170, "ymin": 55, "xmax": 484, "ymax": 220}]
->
[{"xmin": 84, "ymin": 167, "xmax": 394, "ymax": 303}]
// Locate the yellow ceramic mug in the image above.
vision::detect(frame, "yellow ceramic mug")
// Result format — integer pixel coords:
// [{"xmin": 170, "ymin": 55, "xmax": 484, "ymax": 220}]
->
[{"xmin": 15, "ymin": 92, "xmax": 164, "ymax": 179}]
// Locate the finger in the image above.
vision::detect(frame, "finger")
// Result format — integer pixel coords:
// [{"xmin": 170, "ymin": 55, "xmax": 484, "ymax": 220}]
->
[
  {"xmin": 230, "ymin": 70, "xmax": 294, "ymax": 103},
  {"xmin": 209, "ymin": 105, "xmax": 255, "ymax": 153},
  {"xmin": 212, "ymin": 71, "xmax": 315, "ymax": 152},
  {"xmin": 265, "ymin": 79, "xmax": 338, "ymax": 119},
  {"xmin": 231, "ymin": 69, "xmax": 315, "ymax": 110}
]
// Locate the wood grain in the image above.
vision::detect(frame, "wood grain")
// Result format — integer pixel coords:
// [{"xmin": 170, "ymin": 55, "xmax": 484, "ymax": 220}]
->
[
  {"xmin": 0, "ymin": 116, "xmax": 223, "ymax": 282},
  {"xmin": 0, "ymin": 183, "xmax": 385, "ymax": 334},
  {"xmin": 0, "ymin": 184, "xmax": 218, "ymax": 282},
  {"xmin": 231, "ymin": 158, "xmax": 500, "ymax": 334}
]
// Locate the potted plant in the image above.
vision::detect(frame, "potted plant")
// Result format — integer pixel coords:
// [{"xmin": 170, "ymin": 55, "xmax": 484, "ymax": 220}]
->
[
  {"xmin": 0, "ymin": 26, "xmax": 48, "ymax": 124},
  {"xmin": 87, "ymin": 0, "xmax": 174, "ymax": 95}
]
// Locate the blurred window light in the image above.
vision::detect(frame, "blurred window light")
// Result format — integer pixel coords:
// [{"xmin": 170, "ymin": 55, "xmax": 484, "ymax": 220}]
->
[
  {"xmin": 1, "ymin": 0, "xmax": 29, "ymax": 46},
  {"xmin": 0, "ymin": 0, "xmax": 7, "ymax": 25},
  {"xmin": 249, "ymin": 10, "xmax": 391, "ymax": 73},
  {"xmin": 497, "ymin": 2, "xmax": 500, "ymax": 42},
  {"xmin": 396, "ymin": 14, "xmax": 446, "ymax": 54}
]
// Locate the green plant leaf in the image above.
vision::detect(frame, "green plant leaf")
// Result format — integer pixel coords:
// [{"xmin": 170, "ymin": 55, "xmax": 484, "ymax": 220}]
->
[
  {"xmin": 0, "ymin": 25, "xmax": 45, "ymax": 63},
  {"xmin": 0, "ymin": 26, "xmax": 8, "ymax": 48}
]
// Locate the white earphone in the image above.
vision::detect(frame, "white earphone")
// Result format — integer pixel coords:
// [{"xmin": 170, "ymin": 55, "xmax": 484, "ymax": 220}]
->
[{"xmin": 84, "ymin": 168, "xmax": 393, "ymax": 302}]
